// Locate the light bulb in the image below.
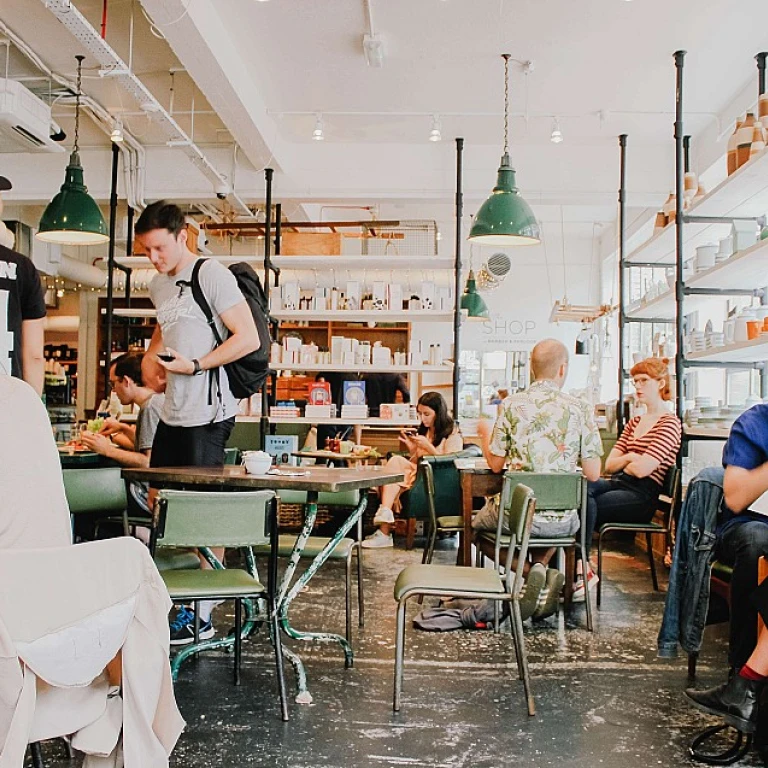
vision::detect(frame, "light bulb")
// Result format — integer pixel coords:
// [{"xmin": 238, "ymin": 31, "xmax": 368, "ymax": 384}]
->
[
  {"xmin": 312, "ymin": 114, "xmax": 324, "ymax": 141},
  {"xmin": 550, "ymin": 118, "xmax": 563, "ymax": 144},
  {"xmin": 110, "ymin": 117, "xmax": 124, "ymax": 143},
  {"xmin": 429, "ymin": 115, "xmax": 441, "ymax": 142}
]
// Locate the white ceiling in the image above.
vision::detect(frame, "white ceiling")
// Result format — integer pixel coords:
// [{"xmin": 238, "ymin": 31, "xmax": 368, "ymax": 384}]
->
[{"xmin": 1, "ymin": 0, "xmax": 767, "ymax": 253}]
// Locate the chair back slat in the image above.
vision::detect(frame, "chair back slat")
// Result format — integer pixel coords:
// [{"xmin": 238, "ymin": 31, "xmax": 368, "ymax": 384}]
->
[
  {"xmin": 503, "ymin": 471, "xmax": 583, "ymax": 510},
  {"xmin": 662, "ymin": 465, "xmax": 681, "ymax": 501},
  {"xmin": 63, "ymin": 468, "xmax": 127, "ymax": 514},
  {"xmin": 418, "ymin": 460, "xmax": 437, "ymax": 530},
  {"xmin": 498, "ymin": 480, "xmax": 536, "ymax": 591},
  {"xmin": 156, "ymin": 490, "xmax": 275, "ymax": 549},
  {"xmin": 277, "ymin": 489, "xmax": 360, "ymax": 507}
]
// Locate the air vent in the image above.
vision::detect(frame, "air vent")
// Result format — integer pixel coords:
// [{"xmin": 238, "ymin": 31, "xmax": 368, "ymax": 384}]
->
[{"xmin": 0, "ymin": 79, "xmax": 64, "ymax": 154}]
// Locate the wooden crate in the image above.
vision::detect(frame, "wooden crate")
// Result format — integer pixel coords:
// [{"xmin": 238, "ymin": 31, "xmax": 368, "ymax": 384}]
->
[{"xmin": 280, "ymin": 232, "xmax": 342, "ymax": 256}]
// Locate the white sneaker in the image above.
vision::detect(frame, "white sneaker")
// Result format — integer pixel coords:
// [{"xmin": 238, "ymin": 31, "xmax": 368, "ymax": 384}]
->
[
  {"xmin": 361, "ymin": 530, "xmax": 394, "ymax": 549},
  {"xmin": 373, "ymin": 506, "xmax": 395, "ymax": 525}
]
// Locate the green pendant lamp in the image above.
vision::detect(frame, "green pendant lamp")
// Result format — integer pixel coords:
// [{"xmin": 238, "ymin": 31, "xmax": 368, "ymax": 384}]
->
[
  {"xmin": 37, "ymin": 56, "xmax": 108, "ymax": 246},
  {"xmin": 460, "ymin": 269, "xmax": 489, "ymax": 319},
  {"xmin": 469, "ymin": 54, "xmax": 540, "ymax": 246}
]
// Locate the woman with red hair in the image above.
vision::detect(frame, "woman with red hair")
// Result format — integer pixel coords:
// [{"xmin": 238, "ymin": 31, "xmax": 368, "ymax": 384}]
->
[{"xmin": 581, "ymin": 357, "xmax": 682, "ymax": 598}]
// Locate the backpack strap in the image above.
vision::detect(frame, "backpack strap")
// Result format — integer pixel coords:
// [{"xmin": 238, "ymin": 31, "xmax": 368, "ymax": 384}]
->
[{"xmin": 189, "ymin": 258, "xmax": 223, "ymax": 410}]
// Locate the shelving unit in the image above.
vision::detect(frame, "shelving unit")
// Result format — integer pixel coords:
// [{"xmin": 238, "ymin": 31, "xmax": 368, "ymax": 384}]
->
[
  {"xmin": 270, "ymin": 362, "xmax": 453, "ymax": 373},
  {"xmin": 617, "ymin": 51, "xmax": 768, "ymax": 449},
  {"xmin": 271, "ymin": 310, "xmax": 452, "ymax": 323}
]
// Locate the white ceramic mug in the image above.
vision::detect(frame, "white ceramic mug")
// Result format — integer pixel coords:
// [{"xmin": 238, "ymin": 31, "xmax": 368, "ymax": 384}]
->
[
  {"xmin": 734, "ymin": 316, "xmax": 749, "ymax": 343},
  {"xmin": 243, "ymin": 450, "xmax": 273, "ymax": 475},
  {"xmin": 695, "ymin": 244, "xmax": 718, "ymax": 271}
]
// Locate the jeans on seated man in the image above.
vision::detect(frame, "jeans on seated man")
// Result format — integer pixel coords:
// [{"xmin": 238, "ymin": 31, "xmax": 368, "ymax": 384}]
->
[{"xmin": 476, "ymin": 339, "xmax": 603, "ymax": 621}]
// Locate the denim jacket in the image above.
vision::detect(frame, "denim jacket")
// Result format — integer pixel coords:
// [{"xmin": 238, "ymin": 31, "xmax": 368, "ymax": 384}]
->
[{"xmin": 657, "ymin": 466, "xmax": 724, "ymax": 658}]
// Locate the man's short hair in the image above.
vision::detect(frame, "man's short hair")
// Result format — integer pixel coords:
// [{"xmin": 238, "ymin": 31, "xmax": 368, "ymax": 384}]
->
[
  {"xmin": 112, "ymin": 351, "xmax": 144, "ymax": 386},
  {"xmin": 134, "ymin": 200, "xmax": 185, "ymax": 237},
  {"xmin": 530, "ymin": 339, "xmax": 569, "ymax": 381}
]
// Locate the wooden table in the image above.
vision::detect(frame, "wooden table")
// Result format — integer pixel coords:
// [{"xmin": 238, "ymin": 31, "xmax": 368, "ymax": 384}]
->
[
  {"xmin": 455, "ymin": 459, "xmax": 503, "ymax": 566},
  {"xmin": 123, "ymin": 464, "xmax": 404, "ymax": 703}
]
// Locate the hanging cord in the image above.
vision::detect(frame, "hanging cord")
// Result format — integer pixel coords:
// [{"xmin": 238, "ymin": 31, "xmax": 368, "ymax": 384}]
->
[
  {"xmin": 74, "ymin": 55, "xmax": 84, "ymax": 153},
  {"xmin": 502, "ymin": 53, "xmax": 510, "ymax": 155}
]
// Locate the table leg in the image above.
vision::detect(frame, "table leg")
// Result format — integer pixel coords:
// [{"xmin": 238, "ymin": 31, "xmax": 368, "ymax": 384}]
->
[
  {"xmin": 460, "ymin": 473, "xmax": 473, "ymax": 567},
  {"xmin": 277, "ymin": 493, "xmax": 368, "ymax": 696}
]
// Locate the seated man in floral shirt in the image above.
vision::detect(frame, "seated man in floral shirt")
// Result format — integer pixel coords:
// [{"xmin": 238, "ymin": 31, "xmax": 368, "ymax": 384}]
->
[{"xmin": 476, "ymin": 338, "xmax": 603, "ymax": 619}]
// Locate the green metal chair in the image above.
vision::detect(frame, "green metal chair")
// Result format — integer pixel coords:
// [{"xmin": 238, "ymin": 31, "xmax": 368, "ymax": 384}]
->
[
  {"xmin": 393, "ymin": 481, "xmax": 537, "ymax": 716},
  {"xmin": 596, "ymin": 464, "xmax": 681, "ymax": 608},
  {"xmin": 474, "ymin": 472, "xmax": 593, "ymax": 631},
  {"xmin": 153, "ymin": 489, "xmax": 289, "ymax": 721},
  {"xmin": 253, "ymin": 489, "xmax": 364, "ymax": 643},
  {"xmin": 401, "ymin": 446, "xmax": 482, "ymax": 553},
  {"xmin": 63, "ymin": 467, "xmax": 128, "ymax": 540},
  {"xmin": 224, "ymin": 447, "xmax": 242, "ymax": 465}
]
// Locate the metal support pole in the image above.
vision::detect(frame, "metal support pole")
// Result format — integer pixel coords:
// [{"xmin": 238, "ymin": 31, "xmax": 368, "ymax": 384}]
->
[
  {"xmin": 274, "ymin": 203, "xmax": 282, "ymax": 289},
  {"xmin": 617, "ymin": 134, "xmax": 627, "ymax": 434},
  {"xmin": 104, "ymin": 141, "xmax": 120, "ymax": 396},
  {"xmin": 674, "ymin": 50, "xmax": 686, "ymax": 421},
  {"xmin": 684, "ymin": 360, "xmax": 762, "ymax": 371},
  {"xmin": 685, "ymin": 287, "xmax": 764, "ymax": 298},
  {"xmin": 624, "ymin": 316, "xmax": 675, "ymax": 325},
  {"xmin": 452, "ymin": 138, "xmax": 464, "ymax": 422},
  {"xmin": 683, "ymin": 135, "xmax": 691, "ymax": 173},
  {"xmin": 261, "ymin": 168, "xmax": 274, "ymax": 450},
  {"xmin": 681, "ymin": 214, "xmax": 764, "ymax": 225},
  {"xmin": 757, "ymin": 52, "xmax": 767, "ymax": 97},
  {"xmin": 125, "ymin": 205, "xmax": 134, "ymax": 305}
]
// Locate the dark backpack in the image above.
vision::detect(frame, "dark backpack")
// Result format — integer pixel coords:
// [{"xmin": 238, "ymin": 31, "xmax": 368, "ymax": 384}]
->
[{"xmin": 190, "ymin": 259, "xmax": 272, "ymax": 401}]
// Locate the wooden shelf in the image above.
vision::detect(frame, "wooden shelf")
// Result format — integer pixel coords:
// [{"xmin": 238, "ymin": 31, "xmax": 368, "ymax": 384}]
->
[
  {"xmin": 270, "ymin": 363, "xmax": 453, "ymax": 373},
  {"xmin": 684, "ymin": 426, "xmax": 730, "ymax": 439},
  {"xmin": 272, "ymin": 310, "xmax": 451, "ymax": 323},
  {"xmin": 686, "ymin": 336, "xmax": 768, "ymax": 363},
  {"xmin": 265, "ymin": 416, "xmax": 420, "ymax": 426},
  {"xmin": 626, "ymin": 147, "xmax": 768, "ymax": 265},
  {"xmin": 269, "ymin": 255, "xmax": 453, "ymax": 270}
]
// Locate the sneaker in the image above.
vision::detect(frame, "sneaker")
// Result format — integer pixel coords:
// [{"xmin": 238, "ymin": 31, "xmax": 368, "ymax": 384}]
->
[
  {"xmin": 169, "ymin": 606, "xmax": 215, "ymax": 646},
  {"xmin": 533, "ymin": 569, "xmax": 565, "ymax": 620},
  {"xmin": 517, "ymin": 563, "xmax": 546, "ymax": 621},
  {"xmin": 571, "ymin": 568, "xmax": 599, "ymax": 603},
  {"xmin": 373, "ymin": 506, "xmax": 395, "ymax": 525},
  {"xmin": 361, "ymin": 529, "xmax": 394, "ymax": 549}
]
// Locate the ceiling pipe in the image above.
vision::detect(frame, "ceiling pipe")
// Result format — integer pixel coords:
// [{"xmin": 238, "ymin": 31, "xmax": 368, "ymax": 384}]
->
[
  {"xmin": 39, "ymin": 0, "xmax": 254, "ymax": 218},
  {"xmin": 0, "ymin": 18, "xmax": 146, "ymax": 211}
]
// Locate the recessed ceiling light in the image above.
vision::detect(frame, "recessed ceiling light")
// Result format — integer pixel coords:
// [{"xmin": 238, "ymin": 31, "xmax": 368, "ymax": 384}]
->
[{"xmin": 312, "ymin": 114, "xmax": 324, "ymax": 141}]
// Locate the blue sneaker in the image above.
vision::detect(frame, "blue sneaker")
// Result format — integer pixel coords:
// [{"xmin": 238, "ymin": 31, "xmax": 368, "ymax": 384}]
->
[{"xmin": 169, "ymin": 606, "xmax": 215, "ymax": 646}]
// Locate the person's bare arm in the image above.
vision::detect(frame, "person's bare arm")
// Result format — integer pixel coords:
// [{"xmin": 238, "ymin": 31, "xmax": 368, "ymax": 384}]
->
[
  {"xmin": 21, "ymin": 317, "xmax": 44, "ymax": 395},
  {"xmin": 143, "ymin": 325, "xmax": 167, "ymax": 392},
  {"xmin": 159, "ymin": 301, "xmax": 258, "ymax": 375},
  {"xmin": 80, "ymin": 432, "xmax": 149, "ymax": 468},
  {"xmin": 580, "ymin": 457, "xmax": 602, "ymax": 482},
  {"xmin": 723, "ymin": 464, "xmax": 768, "ymax": 513},
  {"xmin": 476, "ymin": 420, "xmax": 506, "ymax": 474},
  {"xmin": 624, "ymin": 453, "xmax": 661, "ymax": 479},
  {"xmin": 604, "ymin": 447, "xmax": 637, "ymax": 475}
]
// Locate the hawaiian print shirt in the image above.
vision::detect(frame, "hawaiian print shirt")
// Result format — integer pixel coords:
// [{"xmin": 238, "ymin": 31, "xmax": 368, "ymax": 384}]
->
[{"xmin": 488, "ymin": 380, "xmax": 603, "ymax": 471}]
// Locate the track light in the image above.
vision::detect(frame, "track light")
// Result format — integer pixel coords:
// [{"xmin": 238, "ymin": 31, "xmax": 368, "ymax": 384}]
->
[
  {"xmin": 429, "ymin": 115, "xmax": 441, "ymax": 142},
  {"xmin": 312, "ymin": 114, "xmax": 325, "ymax": 141},
  {"xmin": 110, "ymin": 117, "xmax": 124, "ymax": 143},
  {"xmin": 550, "ymin": 118, "xmax": 563, "ymax": 144}
]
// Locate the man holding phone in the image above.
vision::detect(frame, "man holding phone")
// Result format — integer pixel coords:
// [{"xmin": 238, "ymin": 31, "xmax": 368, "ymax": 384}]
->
[{"xmin": 136, "ymin": 200, "xmax": 260, "ymax": 644}]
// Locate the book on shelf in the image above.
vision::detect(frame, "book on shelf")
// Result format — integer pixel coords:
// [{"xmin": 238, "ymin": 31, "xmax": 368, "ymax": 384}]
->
[
  {"xmin": 305, "ymin": 404, "xmax": 333, "ymax": 419},
  {"xmin": 341, "ymin": 405, "xmax": 369, "ymax": 419},
  {"xmin": 343, "ymin": 380, "xmax": 366, "ymax": 405},
  {"xmin": 308, "ymin": 381, "xmax": 332, "ymax": 405}
]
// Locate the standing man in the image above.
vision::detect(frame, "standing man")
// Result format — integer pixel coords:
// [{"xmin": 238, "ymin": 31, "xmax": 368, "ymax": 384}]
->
[
  {"xmin": 475, "ymin": 338, "xmax": 603, "ymax": 618},
  {"xmin": 136, "ymin": 200, "xmax": 259, "ymax": 643},
  {"xmin": 0, "ymin": 176, "xmax": 46, "ymax": 394}
]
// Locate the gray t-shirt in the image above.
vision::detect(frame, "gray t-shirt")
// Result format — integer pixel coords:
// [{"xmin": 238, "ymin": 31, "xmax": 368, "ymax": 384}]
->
[
  {"xmin": 149, "ymin": 258, "xmax": 243, "ymax": 427},
  {"xmin": 129, "ymin": 392, "xmax": 164, "ymax": 515}
]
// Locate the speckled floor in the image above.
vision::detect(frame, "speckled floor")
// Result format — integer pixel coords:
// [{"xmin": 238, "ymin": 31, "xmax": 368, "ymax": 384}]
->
[{"xmin": 28, "ymin": 537, "xmax": 767, "ymax": 767}]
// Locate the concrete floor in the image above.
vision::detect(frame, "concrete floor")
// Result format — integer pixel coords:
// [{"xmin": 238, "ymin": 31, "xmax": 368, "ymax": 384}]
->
[{"xmin": 29, "ymin": 537, "xmax": 766, "ymax": 767}]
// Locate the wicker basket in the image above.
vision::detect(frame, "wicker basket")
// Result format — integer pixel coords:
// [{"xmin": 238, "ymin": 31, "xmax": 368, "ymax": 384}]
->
[{"xmin": 278, "ymin": 502, "xmax": 337, "ymax": 531}]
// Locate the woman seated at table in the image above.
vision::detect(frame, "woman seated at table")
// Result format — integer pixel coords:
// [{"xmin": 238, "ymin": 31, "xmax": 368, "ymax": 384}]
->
[
  {"xmin": 586, "ymin": 357, "xmax": 681, "ymax": 564},
  {"xmin": 362, "ymin": 391, "xmax": 462, "ymax": 549}
]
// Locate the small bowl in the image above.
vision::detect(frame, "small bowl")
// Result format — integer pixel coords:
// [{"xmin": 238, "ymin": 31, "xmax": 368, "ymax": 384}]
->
[{"xmin": 243, "ymin": 451, "xmax": 273, "ymax": 475}]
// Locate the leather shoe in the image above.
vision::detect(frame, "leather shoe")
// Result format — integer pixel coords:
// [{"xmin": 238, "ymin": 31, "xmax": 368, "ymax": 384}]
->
[{"xmin": 684, "ymin": 674, "xmax": 763, "ymax": 734}]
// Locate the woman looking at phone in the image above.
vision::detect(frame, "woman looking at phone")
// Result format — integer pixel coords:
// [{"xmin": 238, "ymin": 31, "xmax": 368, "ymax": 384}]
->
[{"xmin": 362, "ymin": 391, "xmax": 463, "ymax": 549}]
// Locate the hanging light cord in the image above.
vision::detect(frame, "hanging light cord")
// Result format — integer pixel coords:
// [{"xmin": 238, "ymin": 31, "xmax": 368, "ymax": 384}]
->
[
  {"xmin": 502, "ymin": 53, "xmax": 510, "ymax": 155},
  {"xmin": 74, "ymin": 54, "xmax": 84, "ymax": 154}
]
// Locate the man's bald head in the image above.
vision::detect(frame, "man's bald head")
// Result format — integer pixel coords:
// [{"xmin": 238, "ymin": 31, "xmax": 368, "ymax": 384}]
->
[{"xmin": 530, "ymin": 339, "xmax": 569, "ymax": 386}]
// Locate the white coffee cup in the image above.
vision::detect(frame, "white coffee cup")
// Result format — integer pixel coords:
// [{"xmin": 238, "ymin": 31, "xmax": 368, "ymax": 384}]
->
[
  {"xmin": 243, "ymin": 450, "xmax": 273, "ymax": 475},
  {"xmin": 695, "ymin": 244, "xmax": 718, "ymax": 271}
]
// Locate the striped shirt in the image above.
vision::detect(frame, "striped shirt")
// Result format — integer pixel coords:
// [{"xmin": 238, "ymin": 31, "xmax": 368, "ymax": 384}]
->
[{"xmin": 615, "ymin": 413, "xmax": 682, "ymax": 486}]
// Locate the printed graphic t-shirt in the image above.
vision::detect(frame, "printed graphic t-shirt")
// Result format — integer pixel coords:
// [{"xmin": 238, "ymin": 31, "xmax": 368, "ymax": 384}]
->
[
  {"xmin": 0, "ymin": 244, "xmax": 46, "ymax": 379},
  {"xmin": 149, "ymin": 258, "xmax": 243, "ymax": 427}
]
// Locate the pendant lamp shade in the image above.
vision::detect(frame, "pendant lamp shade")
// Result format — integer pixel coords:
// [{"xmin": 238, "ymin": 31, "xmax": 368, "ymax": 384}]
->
[
  {"xmin": 469, "ymin": 55, "xmax": 540, "ymax": 246},
  {"xmin": 36, "ymin": 55, "xmax": 107, "ymax": 246},
  {"xmin": 469, "ymin": 153, "xmax": 540, "ymax": 245},
  {"xmin": 460, "ymin": 270, "xmax": 489, "ymax": 319},
  {"xmin": 37, "ymin": 151, "xmax": 108, "ymax": 245}
]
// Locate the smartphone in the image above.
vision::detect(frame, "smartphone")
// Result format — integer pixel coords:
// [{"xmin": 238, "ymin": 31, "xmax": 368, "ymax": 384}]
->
[{"xmin": 157, "ymin": 353, "xmax": 176, "ymax": 362}]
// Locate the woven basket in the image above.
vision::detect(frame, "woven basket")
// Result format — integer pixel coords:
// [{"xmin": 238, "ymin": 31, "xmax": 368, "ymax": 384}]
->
[{"xmin": 278, "ymin": 502, "xmax": 336, "ymax": 531}]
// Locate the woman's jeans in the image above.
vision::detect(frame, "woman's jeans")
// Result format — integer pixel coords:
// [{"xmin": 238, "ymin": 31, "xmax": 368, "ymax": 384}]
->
[{"xmin": 586, "ymin": 473, "xmax": 661, "ymax": 552}]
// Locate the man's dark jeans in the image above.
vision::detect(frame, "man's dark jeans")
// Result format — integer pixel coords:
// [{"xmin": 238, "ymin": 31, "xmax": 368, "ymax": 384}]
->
[{"xmin": 716, "ymin": 519, "xmax": 768, "ymax": 669}]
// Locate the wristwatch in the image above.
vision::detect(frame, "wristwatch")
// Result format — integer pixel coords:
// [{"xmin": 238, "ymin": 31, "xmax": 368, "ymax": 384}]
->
[{"xmin": 192, "ymin": 358, "xmax": 203, "ymax": 375}]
